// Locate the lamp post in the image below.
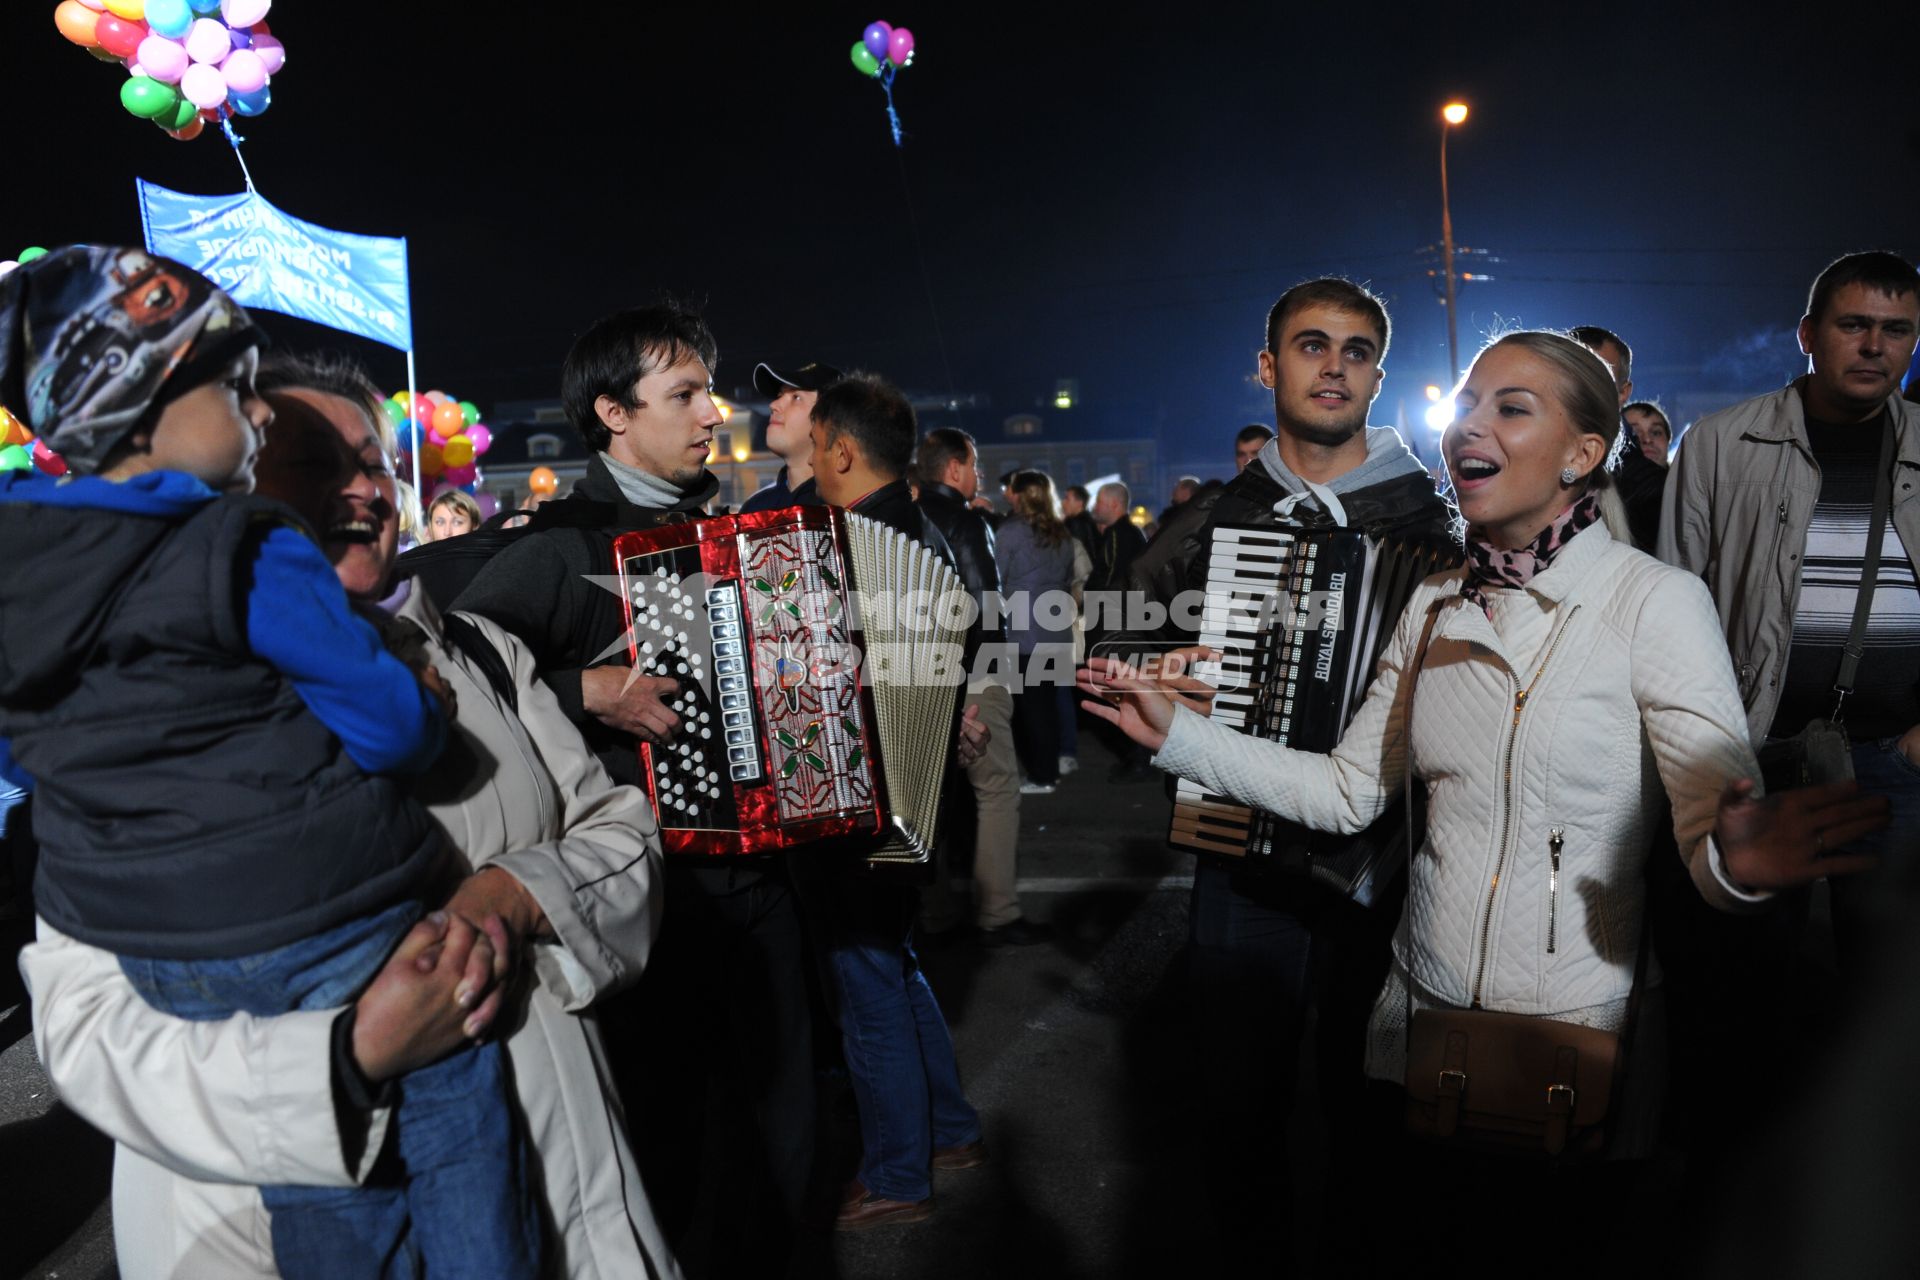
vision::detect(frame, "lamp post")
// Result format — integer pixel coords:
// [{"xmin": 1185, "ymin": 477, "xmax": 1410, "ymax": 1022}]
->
[{"xmin": 1439, "ymin": 101, "xmax": 1469, "ymax": 383}]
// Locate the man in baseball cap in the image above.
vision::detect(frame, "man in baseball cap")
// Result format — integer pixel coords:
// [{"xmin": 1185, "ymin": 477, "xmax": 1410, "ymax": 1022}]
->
[{"xmin": 741, "ymin": 360, "xmax": 842, "ymax": 513}]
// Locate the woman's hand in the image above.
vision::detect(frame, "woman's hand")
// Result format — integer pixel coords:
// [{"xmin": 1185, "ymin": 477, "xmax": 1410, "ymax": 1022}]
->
[
  {"xmin": 1076, "ymin": 656, "xmax": 1178, "ymax": 754},
  {"xmin": 1151, "ymin": 646, "xmax": 1222, "ymax": 715},
  {"xmin": 1714, "ymin": 777, "xmax": 1888, "ymax": 892},
  {"xmin": 351, "ymin": 910, "xmax": 513, "ymax": 1082}
]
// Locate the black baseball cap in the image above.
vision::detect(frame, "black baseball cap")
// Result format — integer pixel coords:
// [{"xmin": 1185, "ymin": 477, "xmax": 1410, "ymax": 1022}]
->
[{"xmin": 752, "ymin": 361, "xmax": 843, "ymax": 398}]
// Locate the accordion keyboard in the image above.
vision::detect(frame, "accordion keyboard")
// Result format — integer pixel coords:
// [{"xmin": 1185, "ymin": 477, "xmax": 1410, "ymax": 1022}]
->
[{"xmin": 1167, "ymin": 526, "xmax": 1300, "ymax": 857}]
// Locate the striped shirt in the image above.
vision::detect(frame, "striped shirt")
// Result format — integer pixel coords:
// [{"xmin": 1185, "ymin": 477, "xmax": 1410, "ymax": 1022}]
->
[{"xmin": 1772, "ymin": 411, "xmax": 1920, "ymax": 739}]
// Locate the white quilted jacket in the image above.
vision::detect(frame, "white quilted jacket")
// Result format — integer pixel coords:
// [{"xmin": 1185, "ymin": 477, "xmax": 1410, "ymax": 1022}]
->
[{"xmin": 1156, "ymin": 521, "xmax": 1766, "ymax": 1025}]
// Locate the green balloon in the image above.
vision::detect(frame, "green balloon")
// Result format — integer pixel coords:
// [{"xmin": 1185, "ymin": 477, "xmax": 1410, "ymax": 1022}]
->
[
  {"xmin": 0, "ymin": 444, "xmax": 32, "ymax": 471},
  {"xmin": 382, "ymin": 399, "xmax": 407, "ymax": 426},
  {"xmin": 161, "ymin": 95, "xmax": 199, "ymax": 131},
  {"xmin": 17, "ymin": 247, "xmax": 47, "ymax": 264},
  {"xmin": 458, "ymin": 400, "xmax": 481, "ymax": 428},
  {"xmin": 120, "ymin": 75, "xmax": 181, "ymax": 122},
  {"xmin": 850, "ymin": 41, "xmax": 882, "ymax": 77}
]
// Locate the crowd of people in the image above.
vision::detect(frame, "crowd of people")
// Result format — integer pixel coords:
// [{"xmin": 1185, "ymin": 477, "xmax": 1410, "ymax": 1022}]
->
[{"xmin": 0, "ymin": 240, "xmax": 1915, "ymax": 1278}]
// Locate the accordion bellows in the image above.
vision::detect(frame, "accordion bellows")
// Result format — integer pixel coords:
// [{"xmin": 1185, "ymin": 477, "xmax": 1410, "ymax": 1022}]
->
[{"xmin": 612, "ymin": 505, "xmax": 968, "ymax": 864}]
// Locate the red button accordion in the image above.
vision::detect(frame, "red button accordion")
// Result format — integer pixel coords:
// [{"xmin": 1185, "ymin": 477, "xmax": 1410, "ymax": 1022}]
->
[{"xmin": 611, "ymin": 504, "xmax": 968, "ymax": 865}]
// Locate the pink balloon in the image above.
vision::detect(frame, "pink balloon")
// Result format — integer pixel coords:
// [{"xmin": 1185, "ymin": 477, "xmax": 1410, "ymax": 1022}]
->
[
  {"xmin": 222, "ymin": 0, "xmax": 271, "ymax": 27},
  {"xmin": 251, "ymin": 32, "xmax": 283, "ymax": 74},
  {"xmin": 466, "ymin": 424, "xmax": 492, "ymax": 456},
  {"xmin": 79, "ymin": 0, "xmax": 106, "ymax": 9},
  {"xmin": 221, "ymin": 48, "xmax": 266, "ymax": 93},
  {"xmin": 442, "ymin": 463, "xmax": 477, "ymax": 487},
  {"xmin": 138, "ymin": 35, "xmax": 190, "ymax": 83},
  {"xmin": 184, "ymin": 17, "xmax": 230, "ymax": 63},
  {"xmin": 180, "ymin": 61, "xmax": 228, "ymax": 108},
  {"xmin": 888, "ymin": 27, "xmax": 914, "ymax": 65}
]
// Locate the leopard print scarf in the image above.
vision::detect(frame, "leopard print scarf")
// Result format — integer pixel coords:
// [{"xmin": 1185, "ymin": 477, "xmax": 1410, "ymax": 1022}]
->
[{"xmin": 1460, "ymin": 492, "xmax": 1602, "ymax": 617}]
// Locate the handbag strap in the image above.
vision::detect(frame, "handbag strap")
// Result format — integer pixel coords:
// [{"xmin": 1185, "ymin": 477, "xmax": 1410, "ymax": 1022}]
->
[
  {"xmin": 1402, "ymin": 599, "xmax": 1443, "ymax": 1033},
  {"xmin": 1829, "ymin": 414, "xmax": 1898, "ymax": 723}
]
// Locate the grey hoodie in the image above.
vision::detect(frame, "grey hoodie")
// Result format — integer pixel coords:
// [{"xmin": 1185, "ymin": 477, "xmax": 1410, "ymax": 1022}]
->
[{"xmin": 1255, "ymin": 426, "xmax": 1432, "ymax": 526}]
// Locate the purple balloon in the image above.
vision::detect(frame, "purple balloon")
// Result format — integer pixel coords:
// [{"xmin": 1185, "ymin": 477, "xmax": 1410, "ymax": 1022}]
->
[
  {"xmin": 138, "ymin": 35, "xmax": 191, "ymax": 84},
  {"xmin": 888, "ymin": 26, "xmax": 914, "ymax": 66},
  {"xmin": 227, "ymin": 27, "xmax": 252, "ymax": 49},
  {"xmin": 473, "ymin": 492, "xmax": 501, "ymax": 520},
  {"xmin": 251, "ymin": 33, "xmax": 284, "ymax": 74},
  {"xmin": 862, "ymin": 21, "xmax": 892, "ymax": 61},
  {"xmin": 184, "ymin": 17, "xmax": 231, "ymax": 64},
  {"xmin": 222, "ymin": 48, "xmax": 266, "ymax": 93}
]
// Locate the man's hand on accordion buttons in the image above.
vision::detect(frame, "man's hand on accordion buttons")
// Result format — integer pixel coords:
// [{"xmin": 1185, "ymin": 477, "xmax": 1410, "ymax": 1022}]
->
[
  {"xmin": 1077, "ymin": 657, "xmax": 1175, "ymax": 753},
  {"xmin": 955, "ymin": 703, "xmax": 988, "ymax": 767},
  {"xmin": 581, "ymin": 666, "xmax": 683, "ymax": 745}
]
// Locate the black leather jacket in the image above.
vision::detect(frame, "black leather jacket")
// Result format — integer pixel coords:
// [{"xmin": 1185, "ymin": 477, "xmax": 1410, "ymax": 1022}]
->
[{"xmin": 916, "ymin": 482, "xmax": 1004, "ymax": 643}]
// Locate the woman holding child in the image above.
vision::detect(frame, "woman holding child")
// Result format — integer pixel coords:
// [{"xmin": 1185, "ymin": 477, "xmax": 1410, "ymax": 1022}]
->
[{"xmin": 3, "ymin": 249, "xmax": 676, "ymax": 1279}]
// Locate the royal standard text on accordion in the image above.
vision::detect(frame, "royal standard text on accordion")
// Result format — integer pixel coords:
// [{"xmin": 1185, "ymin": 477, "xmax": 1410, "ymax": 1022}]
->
[
  {"xmin": 1167, "ymin": 524, "xmax": 1456, "ymax": 904},
  {"xmin": 612, "ymin": 505, "xmax": 969, "ymax": 865}
]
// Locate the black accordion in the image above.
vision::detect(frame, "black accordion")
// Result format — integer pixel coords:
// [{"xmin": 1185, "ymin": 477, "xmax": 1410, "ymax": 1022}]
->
[{"xmin": 1167, "ymin": 524, "xmax": 1456, "ymax": 905}]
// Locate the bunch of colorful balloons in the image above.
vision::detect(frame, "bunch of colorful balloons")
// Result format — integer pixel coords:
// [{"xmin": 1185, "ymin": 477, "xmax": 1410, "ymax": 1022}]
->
[
  {"xmin": 849, "ymin": 19, "xmax": 914, "ymax": 76},
  {"xmin": 54, "ymin": 0, "xmax": 286, "ymax": 141},
  {"xmin": 384, "ymin": 389, "xmax": 492, "ymax": 495},
  {"xmin": 0, "ymin": 406, "xmax": 70, "ymax": 478},
  {"xmin": 848, "ymin": 19, "xmax": 916, "ymax": 146}
]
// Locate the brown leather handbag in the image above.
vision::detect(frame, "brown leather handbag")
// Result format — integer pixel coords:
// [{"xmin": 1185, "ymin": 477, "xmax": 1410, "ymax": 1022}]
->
[{"xmin": 1396, "ymin": 601, "xmax": 1642, "ymax": 1161}]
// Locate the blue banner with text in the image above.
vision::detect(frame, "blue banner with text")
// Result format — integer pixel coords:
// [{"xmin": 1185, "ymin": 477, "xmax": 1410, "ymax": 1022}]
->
[{"xmin": 136, "ymin": 180, "xmax": 412, "ymax": 351}]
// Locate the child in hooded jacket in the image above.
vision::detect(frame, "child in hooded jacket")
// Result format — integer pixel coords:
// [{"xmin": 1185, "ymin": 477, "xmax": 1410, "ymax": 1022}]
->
[{"xmin": 0, "ymin": 247, "xmax": 540, "ymax": 1278}]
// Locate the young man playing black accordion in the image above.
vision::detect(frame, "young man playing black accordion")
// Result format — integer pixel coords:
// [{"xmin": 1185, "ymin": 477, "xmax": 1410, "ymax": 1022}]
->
[{"xmin": 1107, "ymin": 279, "xmax": 1457, "ymax": 1270}]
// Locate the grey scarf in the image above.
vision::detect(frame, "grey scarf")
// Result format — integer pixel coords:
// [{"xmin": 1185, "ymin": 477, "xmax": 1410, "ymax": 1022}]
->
[{"xmin": 600, "ymin": 452, "xmax": 699, "ymax": 511}]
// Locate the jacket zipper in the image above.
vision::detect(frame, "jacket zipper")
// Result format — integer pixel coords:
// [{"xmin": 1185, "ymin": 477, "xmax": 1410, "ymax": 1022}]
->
[
  {"xmin": 1471, "ymin": 605, "xmax": 1581, "ymax": 1008},
  {"xmin": 1547, "ymin": 827, "xmax": 1565, "ymax": 954}
]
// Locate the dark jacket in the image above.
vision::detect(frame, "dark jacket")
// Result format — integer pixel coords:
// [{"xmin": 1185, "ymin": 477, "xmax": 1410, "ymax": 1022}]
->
[
  {"xmin": 741, "ymin": 466, "xmax": 820, "ymax": 515},
  {"xmin": 1085, "ymin": 519, "xmax": 1148, "ymax": 596},
  {"xmin": 1611, "ymin": 429, "xmax": 1668, "ymax": 553},
  {"xmin": 1129, "ymin": 484, "xmax": 1225, "ymax": 606},
  {"xmin": 0, "ymin": 483, "xmax": 441, "ymax": 959},
  {"xmin": 1064, "ymin": 511, "xmax": 1096, "ymax": 552},
  {"xmin": 850, "ymin": 479, "xmax": 956, "ymax": 567},
  {"xmin": 453, "ymin": 452, "xmax": 718, "ymax": 788},
  {"xmin": 916, "ymin": 481, "xmax": 1004, "ymax": 645}
]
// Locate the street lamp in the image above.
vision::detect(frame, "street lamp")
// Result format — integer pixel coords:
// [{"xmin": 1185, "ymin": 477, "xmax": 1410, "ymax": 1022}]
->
[{"xmin": 1439, "ymin": 101, "xmax": 1469, "ymax": 382}]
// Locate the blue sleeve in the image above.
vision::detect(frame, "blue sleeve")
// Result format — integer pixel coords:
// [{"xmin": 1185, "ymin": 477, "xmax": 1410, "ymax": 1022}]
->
[{"xmin": 244, "ymin": 525, "xmax": 446, "ymax": 775}]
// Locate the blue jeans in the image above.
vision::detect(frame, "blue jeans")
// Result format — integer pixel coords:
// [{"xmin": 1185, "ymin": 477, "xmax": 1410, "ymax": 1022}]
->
[
  {"xmin": 822, "ymin": 881, "xmax": 980, "ymax": 1202},
  {"xmin": 1055, "ymin": 683, "xmax": 1079, "ymax": 759},
  {"xmin": 120, "ymin": 901, "xmax": 542, "ymax": 1280}
]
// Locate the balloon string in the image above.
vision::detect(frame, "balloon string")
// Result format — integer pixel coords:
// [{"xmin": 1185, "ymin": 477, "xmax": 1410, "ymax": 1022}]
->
[
  {"xmin": 221, "ymin": 116, "xmax": 256, "ymax": 194},
  {"xmin": 881, "ymin": 64, "xmax": 903, "ymax": 148}
]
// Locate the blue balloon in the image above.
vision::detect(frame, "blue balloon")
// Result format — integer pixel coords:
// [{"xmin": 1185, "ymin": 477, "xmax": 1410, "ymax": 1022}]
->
[
  {"xmin": 189, "ymin": 0, "xmax": 223, "ymax": 13},
  {"xmin": 862, "ymin": 22, "xmax": 892, "ymax": 61},
  {"xmin": 146, "ymin": 0, "xmax": 194, "ymax": 39},
  {"xmin": 228, "ymin": 27, "xmax": 254, "ymax": 50},
  {"xmin": 230, "ymin": 85, "xmax": 271, "ymax": 117}
]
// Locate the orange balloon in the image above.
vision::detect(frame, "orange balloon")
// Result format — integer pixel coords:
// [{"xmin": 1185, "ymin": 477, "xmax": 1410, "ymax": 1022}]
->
[
  {"xmin": 528, "ymin": 466, "xmax": 559, "ymax": 496},
  {"xmin": 168, "ymin": 117, "xmax": 205, "ymax": 141},
  {"xmin": 0, "ymin": 406, "xmax": 28, "ymax": 447},
  {"xmin": 54, "ymin": 0, "xmax": 102, "ymax": 47},
  {"xmin": 432, "ymin": 400, "xmax": 466, "ymax": 437},
  {"xmin": 420, "ymin": 441, "xmax": 446, "ymax": 477}
]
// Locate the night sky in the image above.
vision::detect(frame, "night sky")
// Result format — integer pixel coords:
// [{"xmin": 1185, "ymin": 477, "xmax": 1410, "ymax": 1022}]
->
[{"xmin": 8, "ymin": 2, "xmax": 1920, "ymax": 467}]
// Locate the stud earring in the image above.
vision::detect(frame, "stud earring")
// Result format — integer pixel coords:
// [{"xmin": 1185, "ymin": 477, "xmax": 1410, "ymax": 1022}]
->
[{"xmin": 1560, "ymin": 467, "xmax": 1578, "ymax": 485}]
